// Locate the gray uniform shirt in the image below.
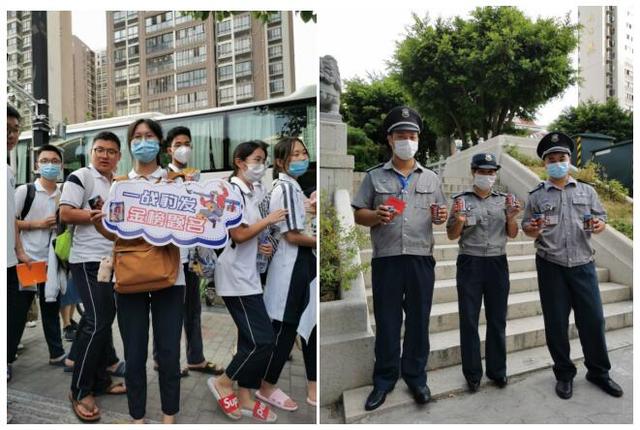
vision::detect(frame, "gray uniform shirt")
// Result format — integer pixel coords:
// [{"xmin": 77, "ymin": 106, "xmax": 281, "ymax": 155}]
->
[
  {"xmin": 352, "ymin": 159, "xmax": 446, "ymax": 258},
  {"xmin": 522, "ymin": 177, "xmax": 606, "ymax": 268},
  {"xmin": 446, "ymin": 190, "xmax": 508, "ymax": 257}
]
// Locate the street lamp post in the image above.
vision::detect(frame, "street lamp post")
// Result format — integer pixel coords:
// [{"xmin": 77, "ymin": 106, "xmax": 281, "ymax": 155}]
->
[{"xmin": 31, "ymin": 11, "xmax": 49, "ymax": 147}]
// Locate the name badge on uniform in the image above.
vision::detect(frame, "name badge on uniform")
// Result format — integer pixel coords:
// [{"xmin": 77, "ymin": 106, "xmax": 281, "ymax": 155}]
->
[{"xmin": 546, "ymin": 215, "xmax": 559, "ymax": 225}]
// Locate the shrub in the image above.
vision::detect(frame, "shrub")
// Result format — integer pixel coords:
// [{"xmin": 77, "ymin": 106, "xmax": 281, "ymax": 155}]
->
[{"xmin": 319, "ymin": 192, "xmax": 370, "ymax": 302}]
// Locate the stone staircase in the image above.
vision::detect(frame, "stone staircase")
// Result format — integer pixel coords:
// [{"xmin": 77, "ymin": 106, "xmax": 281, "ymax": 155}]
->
[{"xmin": 341, "ymin": 176, "xmax": 633, "ymax": 423}]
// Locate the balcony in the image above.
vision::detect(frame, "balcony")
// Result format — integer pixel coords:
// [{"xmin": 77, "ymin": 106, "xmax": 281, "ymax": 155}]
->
[
  {"xmin": 175, "ymin": 33, "xmax": 206, "ymax": 48},
  {"xmin": 146, "ymin": 41, "xmax": 174, "ymax": 55}
]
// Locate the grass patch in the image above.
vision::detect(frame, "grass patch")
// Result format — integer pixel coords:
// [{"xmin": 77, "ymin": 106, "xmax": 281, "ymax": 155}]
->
[{"xmin": 505, "ymin": 145, "xmax": 632, "ymax": 239}]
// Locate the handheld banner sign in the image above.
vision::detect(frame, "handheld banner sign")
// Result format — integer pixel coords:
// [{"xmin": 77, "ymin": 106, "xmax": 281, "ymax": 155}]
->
[{"xmin": 102, "ymin": 179, "xmax": 243, "ymax": 249}]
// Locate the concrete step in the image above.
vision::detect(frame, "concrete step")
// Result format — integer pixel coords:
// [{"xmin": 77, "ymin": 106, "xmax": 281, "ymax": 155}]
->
[
  {"xmin": 365, "ymin": 267, "xmax": 611, "ymax": 306},
  {"xmin": 369, "ymin": 282, "xmax": 630, "ymax": 335},
  {"xmin": 363, "ymin": 254, "xmax": 536, "ymax": 288},
  {"xmin": 341, "ymin": 326, "xmax": 633, "ymax": 423},
  {"xmin": 360, "ymin": 241, "xmax": 535, "ymax": 267},
  {"xmin": 424, "ymin": 300, "xmax": 632, "ymax": 371}
]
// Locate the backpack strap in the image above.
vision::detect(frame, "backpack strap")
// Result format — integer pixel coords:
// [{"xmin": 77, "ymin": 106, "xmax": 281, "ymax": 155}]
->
[{"xmin": 19, "ymin": 183, "xmax": 37, "ymax": 221}]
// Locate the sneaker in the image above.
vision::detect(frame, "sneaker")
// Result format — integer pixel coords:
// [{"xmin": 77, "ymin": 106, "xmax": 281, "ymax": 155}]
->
[
  {"xmin": 17, "ymin": 343, "xmax": 24, "ymax": 351},
  {"xmin": 63, "ymin": 326, "xmax": 77, "ymax": 342},
  {"xmin": 26, "ymin": 321, "xmax": 37, "ymax": 328}
]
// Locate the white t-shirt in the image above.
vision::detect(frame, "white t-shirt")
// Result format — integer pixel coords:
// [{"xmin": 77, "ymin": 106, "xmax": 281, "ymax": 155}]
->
[
  {"xmin": 168, "ymin": 163, "xmax": 189, "ymax": 264},
  {"xmin": 215, "ymin": 176, "xmax": 266, "ymax": 297},
  {"xmin": 264, "ymin": 173, "xmax": 307, "ymax": 320},
  {"xmin": 7, "ymin": 165, "xmax": 18, "ymax": 268},
  {"xmin": 59, "ymin": 165, "xmax": 114, "ymax": 264},
  {"xmin": 15, "ymin": 179, "xmax": 60, "ymax": 262},
  {"xmin": 113, "ymin": 167, "xmax": 185, "ymax": 286}
]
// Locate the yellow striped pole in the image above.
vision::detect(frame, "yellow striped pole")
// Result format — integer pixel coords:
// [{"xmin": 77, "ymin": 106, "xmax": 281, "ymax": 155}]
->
[{"xmin": 576, "ymin": 136, "xmax": 582, "ymax": 166}]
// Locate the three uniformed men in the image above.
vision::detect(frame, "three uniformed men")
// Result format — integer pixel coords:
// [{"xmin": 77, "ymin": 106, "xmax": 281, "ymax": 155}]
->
[
  {"xmin": 353, "ymin": 106, "xmax": 447, "ymax": 410},
  {"xmin": 446, "ymin": 153, "xmax": 520, "ymax": 392},
  {"xmin": 522, "ymin": 132, "xmax": 623, "ymax": 400}
]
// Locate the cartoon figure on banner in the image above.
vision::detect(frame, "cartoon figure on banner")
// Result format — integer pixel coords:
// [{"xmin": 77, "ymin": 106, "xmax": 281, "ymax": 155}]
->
[{"xmin": 192, "ymin": 184, "xmax": 232, "ymax": 228}]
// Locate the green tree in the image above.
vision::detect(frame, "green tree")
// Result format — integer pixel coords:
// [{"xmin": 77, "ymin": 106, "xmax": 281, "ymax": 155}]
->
[
  {"xmin": 186, "ymin": 11, "xmax": 316, "ymax": 24},
  {"xmin": 341, "ymin": 75, "xmax": 437, "ymax": 164},
  {"xmin": 392, "ymin": 6, "xmax": 579, "ymax": 147},
  {"xmin": 549, "ymin": 98, "xmax": 633, "ymax": 142}
]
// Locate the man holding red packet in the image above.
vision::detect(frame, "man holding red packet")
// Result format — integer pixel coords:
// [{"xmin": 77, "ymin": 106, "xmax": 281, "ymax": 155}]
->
[{"xmin": 352, "ymin": 106, "xmax": 447, "ymax": 411}]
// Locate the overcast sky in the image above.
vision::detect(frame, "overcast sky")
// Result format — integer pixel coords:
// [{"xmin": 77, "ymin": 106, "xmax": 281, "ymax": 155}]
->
[
  {"xmin": 320, "ymin": 5, "xmax": 581, "ymax": 126},
  {"xmin": 71, "ymin": 11, "xmax": 317, "ymax": 88}
]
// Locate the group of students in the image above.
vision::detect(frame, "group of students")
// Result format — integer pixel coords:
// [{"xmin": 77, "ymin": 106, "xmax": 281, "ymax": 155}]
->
[
  {"xmin": 353, "ymin": 106, "xmax": 623, "ymax": 412},
  {"xmin": 6, "ymin": 104, "xmax": 317, "ymax": 424}
]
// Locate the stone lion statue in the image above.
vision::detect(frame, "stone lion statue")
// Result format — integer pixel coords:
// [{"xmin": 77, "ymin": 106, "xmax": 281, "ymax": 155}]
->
[{"xmin": 320, "ymin": 55, "xmax": 342, "ymax": 117}]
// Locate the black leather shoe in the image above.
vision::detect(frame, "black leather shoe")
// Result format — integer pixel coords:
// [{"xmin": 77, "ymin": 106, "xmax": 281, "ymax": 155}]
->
[
  {"xmin": 555, "ymin": 379, "xmax": 573, "ymax": 399},
  {"xmin": 466, "ymin": 379, "xmax": 480, "ymax": 392},
  {"xmin": 364, "ymin": 388, "xmax": 388, "ymax": 411},
  {"xmin": 492, "ymin": 376, "xmax": 508, "ymax": 388},
  {"xmin": 410, "ymin": 385, "xmax": 431, "ymax": 404},
  {"xmin": 586, "ymin": 375, "xmax": 624, "ymax": 397}
]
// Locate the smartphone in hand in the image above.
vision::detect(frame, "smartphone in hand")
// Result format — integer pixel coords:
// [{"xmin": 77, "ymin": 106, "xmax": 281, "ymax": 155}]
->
[{"xmin": 88, "ymin": 196, "xmax": 104, "ymax": 210}]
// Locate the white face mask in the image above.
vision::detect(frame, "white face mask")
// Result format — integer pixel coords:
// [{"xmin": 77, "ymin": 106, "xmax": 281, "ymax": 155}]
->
[
  {"xmin": 393, "ymin": 139, "xmax": 418, "ymax": 161},
  {"xmin": 245, "ymin": 163, "xmax": 266, "ymax": 182},
  {"xmin": 473, "ymin": 173, "xmax": 496, "ymax": 190},
  {"xmin": 173, "ymin": 146, "xmax": 192, "ymax": 164}
]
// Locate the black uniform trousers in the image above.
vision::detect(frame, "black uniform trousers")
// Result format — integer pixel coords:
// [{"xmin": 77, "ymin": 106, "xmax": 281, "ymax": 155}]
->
[
  {"xmin": 36, "ymin": 283, "xmax": 65, "ymax": 360},
  {"xmin": 7, "ymin": 266, "xmax": 36, "ymax": 364},
  {"xmin": 456, "ymin": 254, "xmax": 510, "ymax": 383},
  {"xmin": 69, "ymin": 262, "xmax": 116, "ymax": 400},
  {"xmin": 371, "ymin": 255, "xmax": 435, "ymax": 392},
  {"xmin": 153, "ymin": 264, "xmax": 205, "ymax": 366},
  {"xmin": 223, "ymin": 294, "xmax": 275, "ymax": 389},
  {"xmin": 536, "ymin": 256, "xmax": 611, "ymax": 382},
  {"xmin": 116, "ymin": 285, "xmax": 184, "ymax": 420},
  {"xmin": 301, "ymin": 326, "xmax": 317, "ymax": 381}
]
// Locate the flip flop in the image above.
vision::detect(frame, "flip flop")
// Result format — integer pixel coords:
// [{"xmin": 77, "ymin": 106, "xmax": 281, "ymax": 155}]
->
[
  {"xmin": 102, "ymin": 381, "xmax": 127, "ymax": 395},
  {"xmin": 207, "ymin": 377, "xmax": 241, "ymax": 420},
  {"xmin": 255, "ymin": 388, "xmax": 299, "ymax": 412},
  {"xmin": 188, "ymin": 361, "xmax": 225, "ymax": 375},
  {"xmin": 240, "ymin": 401, "xmax": 277, "ymax": 423},
  {"xmin": 69, "ymin": 392, "xmax": 101, "ymax": 422},
  {"xmin": 306, "ymin": 397, "xmax": 317, "ymax": 407},
  {"xmin": 107, "ymin": 361, "xmax": 126, "ymax": 377}
]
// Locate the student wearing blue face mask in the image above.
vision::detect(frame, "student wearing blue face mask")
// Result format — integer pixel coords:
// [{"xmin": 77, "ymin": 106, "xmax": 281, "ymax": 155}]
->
[
  {"xmin": 257, "ymin": 137, "xmax": 317, "ymax": 412},
  {"xmin": 15, "ymin": 145, "xmax": 66, "ymax": 368},
  {"xmin": 90, "ymin": 119, "xmax": 185, "ymax": 424},
  {"xmin": 522, "ymin": 132, "xmax": 623, "ymax": 401}
]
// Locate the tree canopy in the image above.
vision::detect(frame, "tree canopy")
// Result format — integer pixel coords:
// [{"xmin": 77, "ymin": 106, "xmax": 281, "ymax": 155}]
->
[
  {"xmin": 186, "ymin": 11, "xmax": 316, "ymax": 24},
  {"xmin": 391, "ymin": 6, "xmax": 579, "ymax": 147},
  {"xmin": 549, "ymin": 98, "xmax": 633, "ymax": 142}
]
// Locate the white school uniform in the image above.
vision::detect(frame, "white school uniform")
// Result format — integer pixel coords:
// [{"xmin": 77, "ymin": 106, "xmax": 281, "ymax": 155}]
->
[
  {"xmin": 264, "ymin": 173, "xmax": 315, "ymax": 335},
  {"xmin": 59, "ymin": 165, "xmax": 114, "ymax": 263},
  {"xmin": 15, "ymin": 178, "xmax": 60, "ymax": 262},
  {"xmin": 7, "ymin": 165, "xmax": 18, "ymax": 268},
  {"xmin": 167, "ymin": 163, "xmax": 190, "ymax": 265},
  {"xmin": 215, "ymin": 176, "xmax": 266, "ymax": 297}
]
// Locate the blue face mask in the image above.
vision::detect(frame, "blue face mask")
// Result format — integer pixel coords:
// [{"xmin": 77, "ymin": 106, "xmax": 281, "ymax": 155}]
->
[
  {"xmin": 546, "ymin": 161, "xmax": 570, "ymax": 179},
  {"xmin": 287, "ymin": 159, "xmax": 309, "ymax": 177},
  {"xmin": 131, "ymin": 139, "xmax": 160, "ymax": 163},
  {"xmin": 39, "ymin": 163, "xmax": 61, "ymax": 180}
]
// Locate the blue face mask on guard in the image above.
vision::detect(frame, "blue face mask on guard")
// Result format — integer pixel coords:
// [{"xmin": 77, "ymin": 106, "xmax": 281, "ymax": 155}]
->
[
  {"xmin": 287, "ymin": 159, "xmax": 309, "ymax": 177},
  {"xmin": 39, "ymin": 163, "xmax": 61, "ymax": 180},
  {"xmin": 546, "ymin": 161, "xmax": 570, "ymax": 179},
  {"xmin": 131, "ymin": 139, "xmax": 160, "ymax": 163}
]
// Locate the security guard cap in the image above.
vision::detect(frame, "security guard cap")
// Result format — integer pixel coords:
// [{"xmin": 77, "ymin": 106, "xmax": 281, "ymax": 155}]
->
[
  {"xmin": 471, "ymin": 152, "xmax": 501, "ymax": 170},
  {"xmin": 537, "ymin": 131, "xmax": 574, "ymax": 159},
  {"xmin": 383, "ymin": 106, "xmax": 423, "ymax": 134}
]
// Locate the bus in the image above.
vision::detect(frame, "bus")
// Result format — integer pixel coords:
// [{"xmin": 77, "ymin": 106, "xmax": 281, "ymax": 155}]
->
[{"xmin": 12, "ymin": 84, "xmax": 317, "ymax": 190}]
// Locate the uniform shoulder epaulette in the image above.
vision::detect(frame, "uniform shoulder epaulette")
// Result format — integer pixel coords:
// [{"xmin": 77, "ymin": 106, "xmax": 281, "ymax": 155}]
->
[
  {"xmin": 576, "ymin": 178, "xmax": 595, "ymax": 187},
  {"xmin": 452, "ymin": 190, "xmax": 473, "ymax": 199},
  {"xmin": 529, "ymin": 182, "xmax": 545, "ymax": 194},
  {"xmin": 365, "ymin": 163, "xmax": 384, "ymax": 173}
]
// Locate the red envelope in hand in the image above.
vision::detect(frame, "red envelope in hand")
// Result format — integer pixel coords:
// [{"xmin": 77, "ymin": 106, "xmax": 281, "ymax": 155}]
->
[{"xmin": 384, "ymin": 196, "xmax": 406, "ymax": 214}]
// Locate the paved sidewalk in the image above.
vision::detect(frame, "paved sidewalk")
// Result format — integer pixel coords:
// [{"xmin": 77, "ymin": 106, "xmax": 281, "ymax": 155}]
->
[
  {"xmin": 322, "ymin": 345, "xmax": 633, "ymax": 424},
  {"xmin": 8, "ymin": 306, "xmax": 316, "ymax": 424}
]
